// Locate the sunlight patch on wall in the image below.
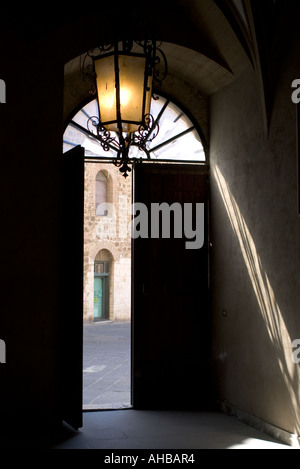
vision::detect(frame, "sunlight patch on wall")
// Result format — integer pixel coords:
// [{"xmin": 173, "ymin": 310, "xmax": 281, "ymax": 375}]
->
[{"xmin": 214, "ymin": 164, "xmax": 300, "ymax": 438}]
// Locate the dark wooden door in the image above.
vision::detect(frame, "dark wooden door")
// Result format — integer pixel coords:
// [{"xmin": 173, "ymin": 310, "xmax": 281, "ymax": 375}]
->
[
  {"xmin": 132, "ymin": 163, "xmax": 213, "ymax": 410},
  {"xmin": 59, "ymin": 145, "xmax": 84, "ymax": 429}
]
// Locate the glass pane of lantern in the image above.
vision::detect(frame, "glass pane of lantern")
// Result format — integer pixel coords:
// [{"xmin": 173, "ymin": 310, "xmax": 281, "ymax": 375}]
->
[
  {"xmin": 118, "ymin": 54, "xmax": 151, "ymax": 133},
  {"xmin": 94, "ymin": 55, "xmax": 117, "ymax": 131}
]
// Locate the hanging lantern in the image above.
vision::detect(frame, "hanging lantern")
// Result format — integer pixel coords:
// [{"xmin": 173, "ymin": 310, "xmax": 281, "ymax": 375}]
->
[{"xmin": 85, "ymin": 40, "xmax": 167, "ymax": 177}]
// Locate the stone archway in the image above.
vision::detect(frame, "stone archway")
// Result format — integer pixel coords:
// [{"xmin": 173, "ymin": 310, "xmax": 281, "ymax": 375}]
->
[{"xmin": 84, "ymin": 238, "xmax": 131, "ymax": 321}]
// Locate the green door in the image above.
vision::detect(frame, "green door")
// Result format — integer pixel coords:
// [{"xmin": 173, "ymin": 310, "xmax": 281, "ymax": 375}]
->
[{"xmin": 94, "ymin": 277, "xmax": 104, "ymax": 320}]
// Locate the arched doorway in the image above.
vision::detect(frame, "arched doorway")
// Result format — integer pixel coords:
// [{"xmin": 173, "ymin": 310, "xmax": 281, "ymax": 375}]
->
[{"xmin": 64, "ymin": 91, "xmax": 208, "ymax": 411}]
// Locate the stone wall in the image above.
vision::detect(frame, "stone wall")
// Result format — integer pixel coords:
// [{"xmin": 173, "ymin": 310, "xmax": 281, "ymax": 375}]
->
[{"xmin": 83, "ymin": 162, "xmax": 132, "ymax": 321}]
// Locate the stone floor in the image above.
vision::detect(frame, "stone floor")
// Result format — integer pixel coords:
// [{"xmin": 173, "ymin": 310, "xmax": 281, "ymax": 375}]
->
[
  {"xmin": 0, "ymin": 321, "xmax": 294, "ymax": 449},
  {"xmin": 0, "ymin": 409, "xmax": 293, "ymax": 449},
  {"xmin": 79, "ymin": 321, "xmax": 294, "ymax": 450},
  {"xmin": 54, "ymin": 409, "xmax": 292, "ymax": 449}
]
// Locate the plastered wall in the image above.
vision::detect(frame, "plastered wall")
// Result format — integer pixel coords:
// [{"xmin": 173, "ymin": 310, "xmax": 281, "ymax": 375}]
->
[{"xmin": 209, "ymin": 53, "xmax": 300, "ymax": 438}]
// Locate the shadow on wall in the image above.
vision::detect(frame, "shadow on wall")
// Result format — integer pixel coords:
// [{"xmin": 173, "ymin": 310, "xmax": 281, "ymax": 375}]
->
[{"xmin": 214, "ymin": 165, "xmax": 300, "ymax": 440}]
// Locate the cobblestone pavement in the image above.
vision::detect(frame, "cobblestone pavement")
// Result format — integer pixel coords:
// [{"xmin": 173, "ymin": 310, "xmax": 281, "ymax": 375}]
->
[{"xmin": 83, "ymin": 321, "xmax": 131, "ymax": 410}]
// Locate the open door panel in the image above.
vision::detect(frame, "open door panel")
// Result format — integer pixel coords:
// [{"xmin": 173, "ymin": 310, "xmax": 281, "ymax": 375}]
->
[
  {"xmin": 132, "ymin": 163, "xmax": 213, "ymax": 410},
  {"xmin": 59, "ymin": 145, "xmax": 84, "ymax": 429}
]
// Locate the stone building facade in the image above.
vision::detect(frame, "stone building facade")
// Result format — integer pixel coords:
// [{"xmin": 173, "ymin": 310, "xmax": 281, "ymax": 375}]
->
[{"xmin": 83, "ymin": 161, "xmax": 132, "ymax": 322}]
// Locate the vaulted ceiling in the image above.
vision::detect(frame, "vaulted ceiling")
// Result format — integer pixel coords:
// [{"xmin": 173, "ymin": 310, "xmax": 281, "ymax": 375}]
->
[
  {"xmin": 63, "ymin": 0, "xmax": 252, "ymax": 96},
  {"xmin": 1, "ymin": 0, "xmax": 293, "ymax": 127}
]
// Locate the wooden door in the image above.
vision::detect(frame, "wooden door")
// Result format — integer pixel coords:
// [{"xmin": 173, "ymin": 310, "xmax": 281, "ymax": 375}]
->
[
  {"xmin": 132, "ymin": 163, "xmax": 213, "ymax": 410},
  {"xmin": 59, "ymin": 145, "xmax": 84, "ymax": 429}
]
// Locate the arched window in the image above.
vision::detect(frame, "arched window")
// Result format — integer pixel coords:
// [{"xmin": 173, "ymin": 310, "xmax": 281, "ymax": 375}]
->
[
  {"xmin": 95, "ymin": 170, "xmax": 108, "ymax": 216},
  {"xmin": 63, "ymin": 94, "xmax": 207, "ymax": 162}
]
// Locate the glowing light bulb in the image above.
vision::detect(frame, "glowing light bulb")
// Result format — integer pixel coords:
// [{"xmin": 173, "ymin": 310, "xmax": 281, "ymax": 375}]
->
[
  {"xmin": 101, "ymin": 89, "xmax": 115, "ymax": 110},
  {"xmin": 120, "ymin": 87, "xmax": 131, "ymax": 107}
]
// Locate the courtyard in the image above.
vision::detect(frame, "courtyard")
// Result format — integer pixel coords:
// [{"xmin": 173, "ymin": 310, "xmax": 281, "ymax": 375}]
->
[{"xmin": 83, "ymin": 321, "xmax": 131, "ymax": 410}]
